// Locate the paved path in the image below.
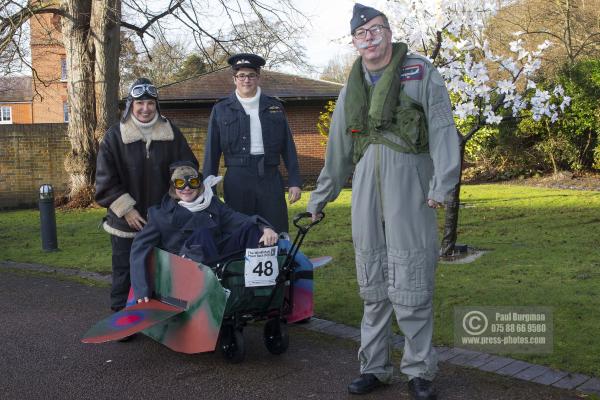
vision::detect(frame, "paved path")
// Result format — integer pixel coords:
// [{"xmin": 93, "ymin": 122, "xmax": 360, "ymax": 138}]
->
[{"xmin": 0, "ymin": 266, "xmax": 595, "ymax": 399}]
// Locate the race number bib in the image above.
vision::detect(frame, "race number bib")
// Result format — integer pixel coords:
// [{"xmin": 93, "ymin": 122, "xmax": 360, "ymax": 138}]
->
[{"xmin": 244, "ymin": 246, "xmax": 279, "ymax": 287}]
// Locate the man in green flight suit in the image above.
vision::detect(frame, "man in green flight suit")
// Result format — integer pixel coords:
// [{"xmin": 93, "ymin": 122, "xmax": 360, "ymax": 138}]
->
[{"xmin": 307, "ymin": 3, "xmax": 461, "ymax": 399}]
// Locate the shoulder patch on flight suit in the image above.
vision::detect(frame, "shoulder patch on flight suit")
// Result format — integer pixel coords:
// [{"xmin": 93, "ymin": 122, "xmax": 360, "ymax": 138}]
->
[{"xmin": 400, "ymin": 64, "xmax": 423, "ymax": 81}]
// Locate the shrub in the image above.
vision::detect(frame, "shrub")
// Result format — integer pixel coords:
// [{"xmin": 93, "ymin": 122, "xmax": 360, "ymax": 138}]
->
[{"xmin": 465, "ymin": 59, "xmax": 600, "ymax": 178}]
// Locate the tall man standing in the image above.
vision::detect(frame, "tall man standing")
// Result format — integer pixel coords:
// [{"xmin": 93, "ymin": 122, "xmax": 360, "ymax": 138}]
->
[
  {"xmin": 203, "ymin": 53, "xmax": 302, "ymax": 235},
  {"xmin": 307, "ymin": 4, "xmax": 461, "ymax": 399}
]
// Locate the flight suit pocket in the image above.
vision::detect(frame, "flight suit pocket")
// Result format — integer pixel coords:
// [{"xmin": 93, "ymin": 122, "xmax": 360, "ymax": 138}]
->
[
  {"xmin": 388, "ymin": 248, "xmax": 434, "ymax": 307},
  {"xmin": 390, "ymin": 107, "xmax": 428, "ymax": 150},
  {"xmin": 355, "ymin": 250, "xmax": 388, "ymax": 303},
  {"xmin": 429, "ymin": 100, "xmax": 454, "ymax": 130}
]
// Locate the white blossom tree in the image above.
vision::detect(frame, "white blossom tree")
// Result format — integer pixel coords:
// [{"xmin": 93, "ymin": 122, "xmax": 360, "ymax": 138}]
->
[{"xmin": 386, "ymin": 0, "xmax": 571, "ymax": 257}]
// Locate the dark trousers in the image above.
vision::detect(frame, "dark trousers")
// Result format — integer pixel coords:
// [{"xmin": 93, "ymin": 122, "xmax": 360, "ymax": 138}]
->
[
  {"xmin": 181, "ymin": 222, "xmax": 262, "ymax": 264},
  {"xmin": 110, "ymin": 235, "xmax": 134, "ymax": 311},
  {"xmin": 223, "ymin": 163, "xmax": 289, "ymax": 233}
]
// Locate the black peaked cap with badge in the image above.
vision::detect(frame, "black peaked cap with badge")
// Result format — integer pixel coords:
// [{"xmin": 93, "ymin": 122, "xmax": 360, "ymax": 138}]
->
[
  {"xmin": 227, "ymin": 53, "xmax": 266, "ymax": 71},
  {"xmin": 350, "ymin": 3, "xmax": 385, "ymax": 34}
]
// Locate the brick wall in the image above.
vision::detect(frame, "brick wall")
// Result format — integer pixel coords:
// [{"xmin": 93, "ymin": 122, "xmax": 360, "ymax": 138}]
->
[
  {"xmin": 0, "ymin": 124, "xmax": 71, "ymax": 208},
  {"xmin": 286, "ymin": 105, "xmax": 328, "ymax": 185}
]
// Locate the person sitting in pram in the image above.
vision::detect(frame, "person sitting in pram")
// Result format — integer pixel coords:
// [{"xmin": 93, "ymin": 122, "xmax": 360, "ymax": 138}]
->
[{"xmin": 130, "ymin": 161, "xmax": 278, "ymax": 303}]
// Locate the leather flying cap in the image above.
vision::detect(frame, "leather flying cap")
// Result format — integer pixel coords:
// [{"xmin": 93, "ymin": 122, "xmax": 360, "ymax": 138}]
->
[
  {"xmin": 121, "ymin": 77, "xmax": 162, "ymax": 122},
  {"xmin": 350, "ymin": 3, "xmax": 385, "ymax": 34},
  {"xmin": 169, "ymin": 160, "xmax": 199, "ymax": 181},
  {"xmin": 227, "ymin": 53, "xmax": 266, "ymax": 71},
  {"xmin": 168, "ymin": 161, "xmax": 202, "ymax": 199},
  {"xmin": 128, "ymin": 77, "xmax": 157, "ymax": 100}
]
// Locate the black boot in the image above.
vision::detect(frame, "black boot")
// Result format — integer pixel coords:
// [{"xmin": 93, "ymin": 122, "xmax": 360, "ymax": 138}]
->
[
  {"xmin": 408, "ymin": 378, "xmax": 436, "ymax": 400},
  {"xmin": 348, "ymin": 373, "xmax": 383, "ymax": 395}
]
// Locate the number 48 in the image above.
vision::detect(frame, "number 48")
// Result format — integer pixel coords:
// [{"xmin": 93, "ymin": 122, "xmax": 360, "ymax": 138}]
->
[{"xmin": 253, "ymin": 260, "xmax": 274, "ymax": 276}]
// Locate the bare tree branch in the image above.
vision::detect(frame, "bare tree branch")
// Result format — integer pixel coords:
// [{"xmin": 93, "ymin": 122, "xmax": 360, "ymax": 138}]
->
[{"xmin": 120, "ymin": 0, "xmax": 182, "ymax": 37}]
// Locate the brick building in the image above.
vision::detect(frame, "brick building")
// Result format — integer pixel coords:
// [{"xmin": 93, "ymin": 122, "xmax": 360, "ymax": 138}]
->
[
  {"xmin": 0, "ymin": 12, "xmax": 68, "ymax": 125},
  {"xmin": 30, "ymin": 11, "xmax": 69, "ymax": 123},
  {"xmin": 0, "ymin": 76, "xmax": 33, "ymax": 124}
]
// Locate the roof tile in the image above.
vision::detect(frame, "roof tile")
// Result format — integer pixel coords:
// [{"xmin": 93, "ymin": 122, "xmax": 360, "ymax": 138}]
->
[
  {"xmin": 0, "ymin": 76, "xmax": 33, "ymax": 102},
  {"xmin": 159, "ymin": 69, "xmax": 342, "ymax": 102}
]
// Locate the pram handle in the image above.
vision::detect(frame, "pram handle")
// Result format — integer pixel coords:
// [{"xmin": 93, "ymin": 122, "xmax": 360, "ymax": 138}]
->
[{"xmin": 293, "ymin": 211, "xmax": 324, "ymax": 234}]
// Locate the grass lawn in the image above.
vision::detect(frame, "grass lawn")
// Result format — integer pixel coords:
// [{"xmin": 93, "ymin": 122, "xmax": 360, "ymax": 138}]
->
[
  {"xmin": 0, "ymin": 206, "xmax": 111, "ymax": 272},
  {"xmin": 1, "ymin": 184, "xmax": 599, "ymax": 376}
]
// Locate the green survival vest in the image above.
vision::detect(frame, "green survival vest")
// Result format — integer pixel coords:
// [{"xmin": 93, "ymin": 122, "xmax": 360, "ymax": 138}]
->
[{"xmin": 344, "ymin": 43, "xmax": 429, "ymax": 164}]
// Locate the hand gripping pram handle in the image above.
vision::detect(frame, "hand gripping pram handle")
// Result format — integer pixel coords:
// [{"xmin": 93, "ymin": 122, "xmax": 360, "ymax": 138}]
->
[
  {"xmin": 292, "ymin": 211, "xmax": 325, "ymax": 235},
  {"xmin": 280, "ymin": 212, "xmax": 325, "ymax": 279},
  {"xmin": 272, "ymin": 212, "xmax": 325, "ymax": 319}
]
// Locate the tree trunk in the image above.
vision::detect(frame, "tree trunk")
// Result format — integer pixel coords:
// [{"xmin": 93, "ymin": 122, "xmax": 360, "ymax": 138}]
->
[
  {"xmin": 440, "ymin": 137, "xmax": 466, "ymax": 257},
  {"xmin": 91, "ymin": 0, "xmax": 121, "ymax": 142},
  {"xmin": 61, "ymin": 0, "xmax": 97, "ymax": 207},
  {"xmin": 60, "ymin": 0, "xmax": 121, "ymax": 207}
]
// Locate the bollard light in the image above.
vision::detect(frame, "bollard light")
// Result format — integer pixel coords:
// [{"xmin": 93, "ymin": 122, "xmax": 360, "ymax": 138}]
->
[{"xmin": 39, "ymin": 184, "xmax": 58, "ymax": 252}]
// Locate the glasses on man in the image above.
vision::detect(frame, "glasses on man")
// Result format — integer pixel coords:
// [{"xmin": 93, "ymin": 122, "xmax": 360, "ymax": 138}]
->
[
  {"xmin": 172, "ymin": 176, "xmax": 201, "ymax": 190},
  {"xmin": 130, "ymin": 84, "xmax": 158, "ymax": 99},
  {"xmin": 353, "ymin": 24, "xmax": 389, "ymax": 40},
  {"xmin": 234, "ymin": 73, "xmax": 259, "ymax": 81}
]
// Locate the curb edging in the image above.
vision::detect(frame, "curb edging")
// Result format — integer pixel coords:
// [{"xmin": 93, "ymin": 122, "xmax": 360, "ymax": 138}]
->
[{"xmin": 299, "ymin": 317, "xmax": 600, "ymax": 396}]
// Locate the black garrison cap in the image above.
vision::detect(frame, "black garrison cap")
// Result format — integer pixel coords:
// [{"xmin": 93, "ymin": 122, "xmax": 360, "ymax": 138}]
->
[
  {"xmin": 350, "ymin": 3, "xmax": 385, "ymax": 34},
  {"xmin": 227, "ymin": 53, "xmax": 266, "ymax": 71}
]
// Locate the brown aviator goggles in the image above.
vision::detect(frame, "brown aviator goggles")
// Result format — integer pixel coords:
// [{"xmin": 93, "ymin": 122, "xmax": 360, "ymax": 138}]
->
[{"xmin": 172, "ymin": 176, "xmax": 201, "ymax": 190}]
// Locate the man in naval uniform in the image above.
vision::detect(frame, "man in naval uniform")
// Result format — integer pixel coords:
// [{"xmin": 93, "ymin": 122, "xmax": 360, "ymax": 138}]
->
[{"xmin": 203, "ymin": 53, "xmax": 302, "ymax": 235}]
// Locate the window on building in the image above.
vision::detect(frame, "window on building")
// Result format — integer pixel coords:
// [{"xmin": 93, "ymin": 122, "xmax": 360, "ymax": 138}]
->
[
  {"xmin": 0, "ymin": 106, "xmax": 12, "ymax": 124},
  {"xmin": 61, "ymin": 58, "xmax": 67, "ymax": 81},
  {"xmin": 63, "ymin": 101, "xmax": 69, "ymax": 123}
]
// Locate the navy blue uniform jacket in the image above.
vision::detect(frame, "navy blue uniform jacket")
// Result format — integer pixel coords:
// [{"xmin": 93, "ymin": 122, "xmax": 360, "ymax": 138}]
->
[{"xmin": 202, "ymin": 92, "xmax": 302, "ymax": 187}]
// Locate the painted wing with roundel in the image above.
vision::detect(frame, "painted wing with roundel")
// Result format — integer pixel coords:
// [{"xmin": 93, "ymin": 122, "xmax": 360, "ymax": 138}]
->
[{"xmin": 81, "ymin": 300, "xmax": 184, "ymax": 343}]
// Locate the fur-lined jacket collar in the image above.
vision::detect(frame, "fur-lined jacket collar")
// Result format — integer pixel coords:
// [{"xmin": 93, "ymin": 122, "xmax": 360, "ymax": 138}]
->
[{"xmin": 119, "ymin": 116, "xmax": 174, "ymax": 144}]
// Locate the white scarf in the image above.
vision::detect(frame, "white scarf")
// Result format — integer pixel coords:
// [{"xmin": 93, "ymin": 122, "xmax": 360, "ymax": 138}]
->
[
  {"xmin": 236, "ymin": 87, "xmax": 264, "ymax": 155},
  {"xmin": 178, "ymin": 175, "xmax": 222, "ymax": 212}
]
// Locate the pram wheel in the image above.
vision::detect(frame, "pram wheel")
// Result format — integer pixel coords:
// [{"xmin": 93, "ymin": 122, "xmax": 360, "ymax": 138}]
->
[
  {"xmin": 220, "ymin": 325, "xmax": 245, "ymax": 363},
  {"xmin": 263, "ymin": 318, "xmax": 289, "ymax": 355}
]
